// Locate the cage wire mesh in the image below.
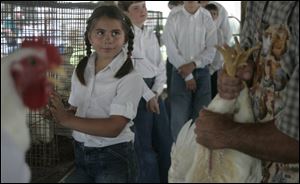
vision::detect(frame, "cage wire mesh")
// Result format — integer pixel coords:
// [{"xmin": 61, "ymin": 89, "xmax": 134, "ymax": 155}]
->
[
  {"xmin": 145, "ymin": 10, "xmax": 164, "ymax": 46},
  {"xmin": 1, "ymin": 1, "xmax": 94, "ymax": 181},
  {"xmin": 1, "ymin": 1, "xmax": 164, "ymax": 182}
]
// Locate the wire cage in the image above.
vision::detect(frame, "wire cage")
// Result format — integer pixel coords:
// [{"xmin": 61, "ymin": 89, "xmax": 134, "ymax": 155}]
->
[
  {"xmin": 1, "ymin": 1, "xmax": 94, "ymax": 182},
  {"xmin": 1, "ymin": 1, "xmax": 164, "ymax": 182},
  {"xmin": 145, "ymin": 10, "xmax": 164, "ymax": 46}
]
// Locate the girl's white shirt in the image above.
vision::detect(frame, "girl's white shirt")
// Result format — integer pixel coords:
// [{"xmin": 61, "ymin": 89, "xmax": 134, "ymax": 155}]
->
[
  {"xmin": 132, "ymin": 25, "xmax": 166, "ymax": 99},
  {"xmin": 162, "ymin": 6, "xmax": 217, "ymax": 81},
  {"xmin": 68, "ymin": 50, "xmax": 144, "ymax": 147}
]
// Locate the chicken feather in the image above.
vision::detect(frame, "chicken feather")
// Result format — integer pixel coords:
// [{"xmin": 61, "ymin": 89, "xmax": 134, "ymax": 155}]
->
[{"xmin": 169, "ymin": 38, "xmax": 262, "ymax": 182}]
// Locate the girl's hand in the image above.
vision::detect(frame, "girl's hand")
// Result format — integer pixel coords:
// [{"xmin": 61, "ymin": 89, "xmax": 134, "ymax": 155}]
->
[{"xmin": 49, "ymin": 92, "xmax": 73, "ymax": 127}]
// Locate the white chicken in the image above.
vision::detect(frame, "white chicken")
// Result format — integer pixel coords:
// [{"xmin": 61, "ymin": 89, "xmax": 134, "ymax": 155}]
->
[
  {"xmin": 1, "ymin": 38, "xmax": 62, "ymax": 183},
  {"xmin": 169, "ymin": 38, "xmax": 263, "ymax": 183}
]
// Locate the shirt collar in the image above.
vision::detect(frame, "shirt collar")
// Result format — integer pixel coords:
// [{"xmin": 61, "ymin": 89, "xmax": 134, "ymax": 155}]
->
[
  {"xmin": 108, "ymin": 49, "xmax": 127, "ymax": 73},
  {"xmin": 133, "ymin": 24, "xmax": 144, "ymax": 35},
  {"xmin": 183, "ymin": 6, "xmax": 201, "ymax": 18},
  {"xmin": 87, "ymin": 49, "xmax": 127, "ymax": 74}
]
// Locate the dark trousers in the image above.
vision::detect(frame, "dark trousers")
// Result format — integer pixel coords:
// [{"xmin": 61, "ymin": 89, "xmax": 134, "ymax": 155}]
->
[
  {"xmin": 133, "ymin": 78, "xmax": 173, "ymax": 183},
  {"xmin": 211, "ymin": 71, "xmax": 219, "ymax": 99},
  {"xmin": 65, "ymin": 141, "xmax": 137, "ymax": 183}
]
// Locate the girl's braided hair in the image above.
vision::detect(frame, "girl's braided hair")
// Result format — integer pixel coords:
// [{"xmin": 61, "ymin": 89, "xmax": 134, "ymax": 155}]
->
[{"xmin": 76, "ymin": 5, "xmax": 135, "ymax": 85}]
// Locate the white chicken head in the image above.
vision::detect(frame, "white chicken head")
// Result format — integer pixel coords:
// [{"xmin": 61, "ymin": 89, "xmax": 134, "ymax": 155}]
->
[
  {"xmin": 8, "ymin": 37, "xmax": 63, "ymax": 110},
  {"xmin": 1, "ymin": 37, "xmax": 63, "ymax": 153}
]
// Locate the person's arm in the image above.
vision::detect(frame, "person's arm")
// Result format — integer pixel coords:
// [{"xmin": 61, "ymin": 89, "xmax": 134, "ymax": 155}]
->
[
  {"xmin": 196, "ymin": 53, "xmax": 299, "ymax": 164},
  {"xmin": 162, "ymin": 15, "xmax": 189, "ymax": 72},
  {"xmin": 140, "ymin": 72, "xmax": 159, "ymax": 114},
  {"xmin": 51, "ymin": 73, "xmax": 144, "ymax": 138},
  {"xmin": 51, "ymin": 93, "xmax": 129, "ymax": 137},
  {"xmin": 142, "ymin": 81, "xmax": 156, "ymax": 102},
  {"xmin": 60, "ymin": 115, "xmax": 129, "ymax": 138},
  {"xmin": 151, "ymin": 33, "xmax": 166, "ymax": 96},
  {"xmin": 231, "ymin": 120, "xmax": 299, "ymax": 163},
  {"xmin": 195, "ymin": 110, "xmax": 299, "ymax": 163}
]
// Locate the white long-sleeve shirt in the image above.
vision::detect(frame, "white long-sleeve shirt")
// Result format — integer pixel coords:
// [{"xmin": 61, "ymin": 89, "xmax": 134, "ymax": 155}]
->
[
  {"xmin": 162, "ymin": 6, "xmax": 217, "ymax": 81},
  {"xmin": 206, "ymin": 2, "xmax": 232, "ymax": 74},
  {"xmin": 132, "ymin": 25, "xmax": 166, "ymax": 99},
  {"xmin": 209, "ymin": 2, "xmax": 232, "ymax": 44},
  {"xmin": 209, "ymin": 25, "xmax": 225, "ymax": 75}
]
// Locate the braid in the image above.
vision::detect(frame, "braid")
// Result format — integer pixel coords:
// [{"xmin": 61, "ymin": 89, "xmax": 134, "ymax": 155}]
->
[
  {"xmin": 127, "ymin": 27, "xmax": 134, "ymax": 58},
  {"xmin": 85, "ymin": 31, "xmax": 92, "ymax": 57},
  {"xmin": 115, "ymin": 16, "xmax": 134, "ymax": 78},
  {"xmin": 75, "ymin": 30, "xmax": 92, "ymax": 85},
  {"xmin": 76, "ymin": 5, "xmax": 135, "ymax": 80}
]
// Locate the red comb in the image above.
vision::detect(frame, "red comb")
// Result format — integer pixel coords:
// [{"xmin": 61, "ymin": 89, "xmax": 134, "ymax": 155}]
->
[{"xmin": 21, "ymin": 37, "xmax": 63, "ymax": 69}]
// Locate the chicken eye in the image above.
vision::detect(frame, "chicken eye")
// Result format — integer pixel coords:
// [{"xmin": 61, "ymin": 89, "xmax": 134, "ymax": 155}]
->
[{"xmin": 30, "ymin": 58, "xmax": 36, "ymax": 66}]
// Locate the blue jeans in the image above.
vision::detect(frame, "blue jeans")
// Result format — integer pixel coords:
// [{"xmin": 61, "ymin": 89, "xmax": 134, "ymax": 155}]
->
[
  {"xmin": 152, "ymin": 98, "xmax": 173, "ymax": 183},
  {"xmin": 64, "ymin": 141, "xmax": 137, "ymax": 183},
  {"xmin": 133, "ymin": 78, "xmax": 172, "ymax": 183},
  {"xmin": 170, "ymin": 67, "xmax": 211, "ymax": 141},
  {"xmin": 165, "ymin": 58, "xmax": 173, "ymax": 118}
]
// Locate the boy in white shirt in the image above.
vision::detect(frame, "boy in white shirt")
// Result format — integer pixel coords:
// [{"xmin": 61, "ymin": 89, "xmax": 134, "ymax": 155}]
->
[
  {"xmin": 162, "ymin": 1, "xmax": 217, "ymax": 141},
  {"xmin": 118, "ymin": 1, "xmax": 172, "ymax": 183}
]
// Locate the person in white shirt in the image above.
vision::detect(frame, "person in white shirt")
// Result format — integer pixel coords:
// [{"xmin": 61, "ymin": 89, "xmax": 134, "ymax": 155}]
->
[
  {"xmin": 168, "ymin": 1, "xmax": 184, "ymax": 18},
  {"xmin": 165, "ymin": 1, "xmax": 184, "ymax": 118},
  {"xmin": 200, "ymin": 1, "xmax": 232, "ymax": 98},
  {"xmin": 118, "ymin": 1, "xmax": 172, "ymax": 183},
  {"xmin": 49, "ymin": 6, "xmax": 144, "ymax": 183},
  {"xmin": 200, "ymin": 1, "xmax": 232, "ymax": 44},
  {"xmin": 162, "ymin": 1, "xmax": 217, "ymax": 141},
  {"xmin": 204, "ymin": 3, "xmax": 225, "ymax": 98}
]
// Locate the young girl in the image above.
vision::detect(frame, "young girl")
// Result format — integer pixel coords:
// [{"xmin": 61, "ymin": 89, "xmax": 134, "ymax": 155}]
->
[
  {"xmin": 118, "ymin": 1, "xmax": 172, "ymax": 183},
  {"xmin": 49, "ymin": 5, "xmax": 144, "ymax": 183}
]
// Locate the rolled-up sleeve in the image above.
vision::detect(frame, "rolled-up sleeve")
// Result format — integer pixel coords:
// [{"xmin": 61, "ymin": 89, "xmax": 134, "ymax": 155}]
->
[
  {"xmin": 68, "ymin": 70, "xmax": 81, "ymax": 107},
  {"xmin": 110, "ymin": 73, "xmax": 144, "ymax": 120}
]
